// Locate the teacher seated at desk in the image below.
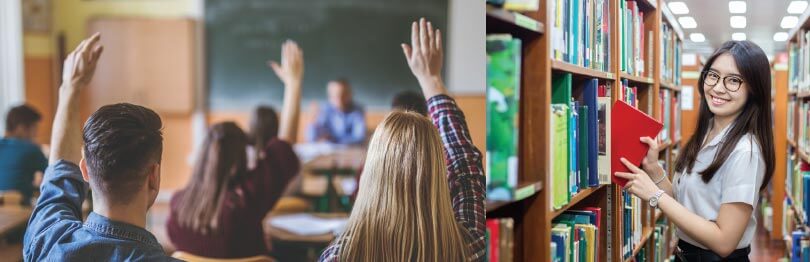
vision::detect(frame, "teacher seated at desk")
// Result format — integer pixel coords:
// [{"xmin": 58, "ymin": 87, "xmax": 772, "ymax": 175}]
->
[{"xmin": 306, "ymin": 78, "xmax": 366, "ymax": 145}]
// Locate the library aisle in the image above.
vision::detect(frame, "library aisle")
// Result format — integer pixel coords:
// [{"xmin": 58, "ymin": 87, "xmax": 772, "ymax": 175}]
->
[{"xmin": 486, "ymin": 0, "xmax": 810, "ymax": 261}]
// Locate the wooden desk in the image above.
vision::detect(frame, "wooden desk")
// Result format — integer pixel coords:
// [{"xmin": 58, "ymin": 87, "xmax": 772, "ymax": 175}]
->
[
  {"xmin": 263, "ymin": 213, "xmax": 347, "ymax": 244},
  {"xmin": 0, "ymin": 206, "xmax": 32, "ymax": 238},
  {"xmin": 263, "ymin": 213, "xmax": 347, "ymax": 261}
]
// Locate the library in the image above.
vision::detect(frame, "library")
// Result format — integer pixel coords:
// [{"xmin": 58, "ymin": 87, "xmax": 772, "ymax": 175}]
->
[{"xmin": 487, "ymin": 0, "xmax": 810, "ymax": 261}]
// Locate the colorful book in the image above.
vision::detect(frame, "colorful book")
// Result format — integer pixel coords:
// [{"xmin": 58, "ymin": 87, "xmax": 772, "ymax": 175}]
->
[
  {"xmin": 611, "ymin": 100, "xmax": 663, "ymax": 186},
  {"xmin": 486, "ymin": 35, "xmax": 522, "ymax": 201},
  {"xmin": 552, "ymin": 104, "xmax": 571, "ymax": 209}
]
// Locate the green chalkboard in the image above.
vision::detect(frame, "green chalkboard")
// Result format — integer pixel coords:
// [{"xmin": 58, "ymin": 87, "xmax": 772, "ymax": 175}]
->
[{"xmin": 205, "ymin": 0, "xmax": 448, "ymax": 110}]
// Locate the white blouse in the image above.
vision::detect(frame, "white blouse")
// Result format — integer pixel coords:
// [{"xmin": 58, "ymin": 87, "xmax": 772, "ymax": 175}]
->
[{"xmin": 672, "ymin": 123, "xmax": 765, "ymax": 250}]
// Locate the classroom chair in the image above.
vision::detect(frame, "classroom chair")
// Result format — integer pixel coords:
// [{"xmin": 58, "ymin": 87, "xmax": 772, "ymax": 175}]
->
[{"xmin": 171, "ymin": 251, "xmax": 276, "ymax": 262}]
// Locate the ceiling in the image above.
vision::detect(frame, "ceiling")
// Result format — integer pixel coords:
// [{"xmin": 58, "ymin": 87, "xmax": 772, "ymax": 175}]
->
[{"xmin": 666, "ymin": 0, "xmax": 801, "ymax": 58}]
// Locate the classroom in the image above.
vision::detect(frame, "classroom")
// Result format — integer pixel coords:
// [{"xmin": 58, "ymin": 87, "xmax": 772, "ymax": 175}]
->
[{"xmin": 0, "ymin": 0, "xmax": 485, "ymax": 261}]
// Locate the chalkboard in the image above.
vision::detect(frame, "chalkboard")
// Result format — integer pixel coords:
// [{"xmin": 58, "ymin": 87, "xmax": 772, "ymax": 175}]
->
[{"xmin": 205, "ymin": 0, "xmax": 448, "ymax": 110}]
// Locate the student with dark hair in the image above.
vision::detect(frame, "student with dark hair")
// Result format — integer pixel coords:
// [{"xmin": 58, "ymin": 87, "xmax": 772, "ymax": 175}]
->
[
  {"xmin": 22, "ymin": 34, "xmax": 178, "ymax": 261},
  {"xmin": 0, "ymin": 104, "xmax": 47, "ymax": 204},
  {"xmin": 306, "ymin": 77, "xmax": 366, "ymax": 145},
  {"xmin": 616, "ymin": 41, "xmax": 775, "ymax": 261},
  {"xmin": 391, "ymin": 90, "xmax": 427, "ymax": 116},
  {"xmin": 167, "ymin": 40, "xmax": 303, "ymax": 258}
]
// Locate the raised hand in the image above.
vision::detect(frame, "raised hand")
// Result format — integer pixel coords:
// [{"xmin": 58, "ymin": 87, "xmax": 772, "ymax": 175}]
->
[
  {"xmin": 268, "ymin": 40, "xmax": 304, "ymax": 87},
  {"xmin": 401, "ymin": 18, "xmax": 446, "ymax": 98},
  {"xmin": 62, "ymin": 33, "xmax": 104, "ymax": 89}
]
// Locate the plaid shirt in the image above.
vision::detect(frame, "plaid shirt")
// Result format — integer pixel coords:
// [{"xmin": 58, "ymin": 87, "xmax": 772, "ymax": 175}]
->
[{"xmin": 319, "ymin": 95, "xmax": 486, "ymax": 261}]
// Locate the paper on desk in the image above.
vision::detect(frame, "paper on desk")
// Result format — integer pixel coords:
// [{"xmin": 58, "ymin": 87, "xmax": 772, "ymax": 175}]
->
[{"xmin": 269, "ymin": 213, "xmax": 348, "ymax": 236}]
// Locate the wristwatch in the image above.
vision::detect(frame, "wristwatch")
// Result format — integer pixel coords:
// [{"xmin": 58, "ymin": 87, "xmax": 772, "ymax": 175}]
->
[{"xmin": 649, "ymin": 189, "xmax": 665, "ymax": 208}]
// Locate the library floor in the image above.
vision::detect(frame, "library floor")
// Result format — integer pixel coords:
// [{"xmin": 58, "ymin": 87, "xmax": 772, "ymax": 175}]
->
[{"xmin": 749, "ymin": 214, "xmax": 785, "ymax": 261}]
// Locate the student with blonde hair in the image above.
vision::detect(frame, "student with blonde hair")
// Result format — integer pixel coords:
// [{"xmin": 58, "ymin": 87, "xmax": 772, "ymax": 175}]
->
[{"xmin": 319, "ymin": 18, "xmax": 485, "ymax": 261}]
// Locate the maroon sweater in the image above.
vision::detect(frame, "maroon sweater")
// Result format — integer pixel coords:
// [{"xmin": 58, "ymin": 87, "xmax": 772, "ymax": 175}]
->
[{"xmin": 166, "ymin": 138, "xmax": 300, "ymax": 258}]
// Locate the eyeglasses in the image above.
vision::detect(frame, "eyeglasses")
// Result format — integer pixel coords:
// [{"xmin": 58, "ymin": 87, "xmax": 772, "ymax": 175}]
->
[{"xmin": 703, "ymin": 70, "xmax": 744, "ymax": 92}]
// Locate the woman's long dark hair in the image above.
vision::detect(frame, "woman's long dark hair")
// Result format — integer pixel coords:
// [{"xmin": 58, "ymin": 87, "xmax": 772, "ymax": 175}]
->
[
  {"xmin": 176, "ymin": 122, "xmax": 248, "ymax": 235},
  {"xmin": 674, "ymin": 41, "xmax": 774, "ymax": 191}
]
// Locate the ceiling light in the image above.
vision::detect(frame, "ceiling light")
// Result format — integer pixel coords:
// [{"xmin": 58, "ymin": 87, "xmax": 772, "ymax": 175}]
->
[
  {"xmin": 730, "ymin": 16, "xmax": 747, "ymax": 28},
  {"xmin": 788, "ymin": 1, "xmax": 808, "ymax": 14},
  {"xmin": 690, "ymin": 33, "xmax": 706, "ymax": 42},
  {"xmin": 774, "ymin": 32, "xmax": 790, "ymax": 41},
  {"xmin": 678, "ymin": 16, "xmax": 698, "ymax": 28},
  {"xmin": 729, "ymin": 1, "xmax": 747, "ymax": 14},
  {"xmin": 668, "ymin": 2, "xmax": 689, "ymax": 15},
  {"xmin": 732, "ymin": 33, "xmax": 746, "ymax": 41},
  {"xmin": 782, "ymin": 16, "xmax": 799, "ymax": 29}
]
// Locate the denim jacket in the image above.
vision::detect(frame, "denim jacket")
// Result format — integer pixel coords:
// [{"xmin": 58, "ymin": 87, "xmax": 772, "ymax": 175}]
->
[{"xmin": 23, "ymin": 160, "xmax": 179, "ymax": 261}]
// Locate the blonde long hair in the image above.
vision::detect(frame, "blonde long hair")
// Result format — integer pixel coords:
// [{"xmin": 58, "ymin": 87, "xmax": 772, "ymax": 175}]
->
[{"xmin": 338, "ymin": 111, "xmax": 470, "ymax": 261}]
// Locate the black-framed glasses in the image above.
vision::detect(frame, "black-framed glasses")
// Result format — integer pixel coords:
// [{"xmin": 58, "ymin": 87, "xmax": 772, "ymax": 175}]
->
[{"xmin": 703, "ymin": 70, "xmax": 744, "ymax": 92}]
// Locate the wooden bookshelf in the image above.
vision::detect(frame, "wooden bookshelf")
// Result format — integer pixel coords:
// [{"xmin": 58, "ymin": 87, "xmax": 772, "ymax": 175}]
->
[
  {"xmin": 620, "ymin": 72, "xmax": 654, "ymax": 85},
  {"xmin": 626, "ymin": 226, "xmax": 656, "ymax": 262},
  {"xmin": 485, "ymin": 0, "xmax": 682, "ymax": 260},
  {"xmin": 486, "ymin": 181, "xmax": 543, "ymax": 212},
  {"xmin": 486, "ymin": 4, "xmax": 545, "ymax": 36},
  {"xmin": 551, "ymin": 60, "xmax": 615, "ymax": 80},
  {"xmin": 660, "ymin": 81, "xmax": 681, "ymax": 91}
]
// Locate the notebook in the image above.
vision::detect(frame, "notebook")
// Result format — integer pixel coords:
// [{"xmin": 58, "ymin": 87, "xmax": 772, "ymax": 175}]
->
[{"xmin": 611, "ymin": 100, "xmax": 663, "ymax": 186}]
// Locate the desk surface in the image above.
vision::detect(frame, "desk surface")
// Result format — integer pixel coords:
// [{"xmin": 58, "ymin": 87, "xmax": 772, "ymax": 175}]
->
[
  {"xmin": 263, "ymin": 213, "xmax": 348, "ymax": 244},
  {"xmin": 0, "ymin": 206, "xmax": 32, "ymax": 237}
]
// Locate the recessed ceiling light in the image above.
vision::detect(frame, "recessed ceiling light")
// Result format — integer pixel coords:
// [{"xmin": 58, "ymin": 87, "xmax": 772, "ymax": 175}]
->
[
  {"xmin": 668, "ymin": 2, "xmax": 689, "ymax": 15},
  {"xmin": 788, "ymin": 1, "xmax": 808, "ymax": 14},
  {"xmin": 782, "ymin": 16, "xmax": 799, "ymax": 29},
  {"xmin": 678, "ymin": 16, "xmax": 698, "ymax": 28},
  {"xmin": 730, "ymin": 16, "xmax": 747, "ymax": 28},
  {"xmin": 690, "ymin": 33, "xmax": 706, "ymax": 42},
  {"xmin": 729, "ymin": 1, "xmax": 747, "ymax": 14},
  {"xmin": 774, "ymin": 32, "xmax": 790, "ymax": 41},
  {"xmin": 732, "ymin": 32, "xmax": 746, "ymax": 41}
]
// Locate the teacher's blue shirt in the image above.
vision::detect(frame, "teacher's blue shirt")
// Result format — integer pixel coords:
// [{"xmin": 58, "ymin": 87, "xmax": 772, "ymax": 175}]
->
[{"xmin": 306, "ymin": 102, "xmax": 366, "ymax": 145}]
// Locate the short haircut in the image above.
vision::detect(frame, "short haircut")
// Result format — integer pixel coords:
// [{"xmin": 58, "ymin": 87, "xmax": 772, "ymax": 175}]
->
[
  {"xmin": 82, "ymin": 103, "xmax": 163, "ymax": 204},
  {"xmin": 330, "ymin": 78, "xmax": 351, "ymax": 88},
  {"xmin": 5, "ymin": 104, "xmax": 42, "ymax": 132},
  {"xmin": 391, "ymin": 91, "xmax": 427, "ymax": 116}
]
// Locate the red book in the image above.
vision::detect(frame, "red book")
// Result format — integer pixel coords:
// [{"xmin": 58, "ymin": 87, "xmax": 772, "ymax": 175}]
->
[
  {"xmin": 487, "ymin": 219, "xmax": 500, "ymax": 262},
  {"xmin": 611, "ymin": 100, "xmax": 663, "ymax": 186}
]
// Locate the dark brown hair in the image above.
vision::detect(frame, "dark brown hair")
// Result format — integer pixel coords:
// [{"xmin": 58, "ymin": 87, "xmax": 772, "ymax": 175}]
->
[
  {"xmin": 176, "ymin": 122, "xmax": 248, "ymax": 235},
  {"xmin": 391, "ymin": 91, "xmax": 427, "ymax": 116},
  {"xmin": 83, "ymin": 103, "xmax": 163, "ymax": 203},
  {"xmin": 5, "ymin": 104, "xmax": 41, "ymax": 132},
  {"xmin": 674, "ymin": 41, "xmax": 774, "ymax": 191},
  {"xmin": 249, "ymin": 106, "xmax": 279, "ymax": 154}
]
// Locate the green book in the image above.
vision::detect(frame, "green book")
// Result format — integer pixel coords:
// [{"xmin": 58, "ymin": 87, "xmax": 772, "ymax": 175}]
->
[
  {"xmin": 552, "ymin": 73, "xmax": 573, "ymax": 104},
  {"xmin": 486, "ymin": 35, "xmax": 521, "ymax": 201},
  {"xmin": 551, "ymin": 104, "xmax": 570, "ymax": 209},
  {"xmin": 578, "ymin": 105, "xmax": 589, "ymax": 189}
]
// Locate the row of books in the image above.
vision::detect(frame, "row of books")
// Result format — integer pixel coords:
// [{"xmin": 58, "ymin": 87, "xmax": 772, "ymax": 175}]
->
[
  {"xmin": 618, "ymin": 79, "xmax": 639, "ymax": 108},
  {"xmin": 789, "ymin": 98, "xmax": 796, "ymax": 143},
  {"xmin": 632, "ymin": 219, "xmax": 674, "ymax": 262},
  {"xmin": 660, "ymin": 21, "xmax": 682, "ymax": 86},
  {"xmin": 786, "ymin": 147, "xmax": 810, "ymax": 228},
  {"xmin": 488, "ymin": 0, "xmax": 540, "ymax": 11},
  {"xmin": 550, "ymin": 0, "xmax": 611, "ymax": 72},
  {"xmin": 788, "ymin": 29, "xmax": 810, "ymax": 93},
  {"xmin": 622, "ymin": 191, "xmax": 643, "ymax": 259},
  {"xmin": 619, "ymin": 0, "xmax": 652, "ymax": 77},
  {"xmin": 486, "ymin": 35, "xmax": 521, "ymax": 201},
  {"xmin": 657, "ymin": 90, "xmax": 681, "ymax": 143},
  {"xmin": 486, "ymin": 218, "xmax": 515, "ymax": 262},
  {"xmin": 799, "ymin": 102, "xmax": 810, "ymax": 155},
  {"xmin": 550, "ymin": 73, "xmax": 613, "ymax": 209},
  {"xmin": 789, "ymin": 230, "xmax": 810, "ymax": 262},
  {"xmin": 551, "ymin": 208, "xmax": 602, "ymax": 262}
]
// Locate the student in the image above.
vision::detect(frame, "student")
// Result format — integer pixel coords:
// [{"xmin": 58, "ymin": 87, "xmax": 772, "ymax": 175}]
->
[
  {"xmin": 247, "ymin": 106, "xmax": 278, "ymax": 169},
  {"xmin": 306, "ymin": 78, "xmax": 366, "ymax": 145},
  {"xmin": 0, "ymin": 104, "xmax": 47, "ymax": 204},
  {"xmin": 391, "ymin": 90, "xmax": 427, "ymax": 116},
  {"xmin": 320, "ymin": 18, "xmax": 485, "ymax": 261},
  {"xmin": 616, "ymin": 41, "xmax": 774, "ymax": 261},
  {"xmin": 166, "ymin": 40, "xmax": 303, "ymax": 258},
  {"xmin": 23, "ymin": 34, "xmax": 178, "ymax": 261}
]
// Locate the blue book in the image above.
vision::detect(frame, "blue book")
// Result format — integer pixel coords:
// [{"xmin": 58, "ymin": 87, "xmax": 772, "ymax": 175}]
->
[
  {"xmin": 804, "ymin": 174, "xmax": 810, "ymax": 226},
  {"xmin": 583, "ymin": 78, "xmax": 599, "ymax": 186},
  {"xmin": 793, "ymin": 231, "xmax": 804, "ymax": 262},
  {"xmin": 570, "ymin": 100, "xmax": 580, "ymax": 194}
]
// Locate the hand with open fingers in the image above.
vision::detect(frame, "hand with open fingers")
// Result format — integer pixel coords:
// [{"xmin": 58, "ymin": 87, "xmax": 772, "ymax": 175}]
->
[
  {"xmin": 268, "ymin": 40, "xmax": 304, "ymax": 87},
  {"xmin": 614, "ymin": 158, "xmax": 659, "ymax": 201},
  {"xmin": 62, "ymin": 33, "xmax": 104, "ymax": 89},
  {"xmin": 401, "ymin": 17, "xmax": 446, "ymax": 98},
  {"xmin": 640, "ymin": 136, "xmax": 666, "ymax": 179}
]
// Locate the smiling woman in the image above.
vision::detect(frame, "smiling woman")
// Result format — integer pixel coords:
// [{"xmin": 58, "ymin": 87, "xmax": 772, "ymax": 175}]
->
[{"xmin": 616, "ymin": 40, "xmax": 775, "ymax": 262}]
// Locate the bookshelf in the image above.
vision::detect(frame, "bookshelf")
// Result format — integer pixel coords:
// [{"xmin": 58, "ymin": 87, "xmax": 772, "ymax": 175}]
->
[
  {"xmin": 776, "ymin": 6, "xmax": 810, "ymax": 260},
  {"xmin": 485, "ymin": 0, "xmax": 683, "ymax": 260}
]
